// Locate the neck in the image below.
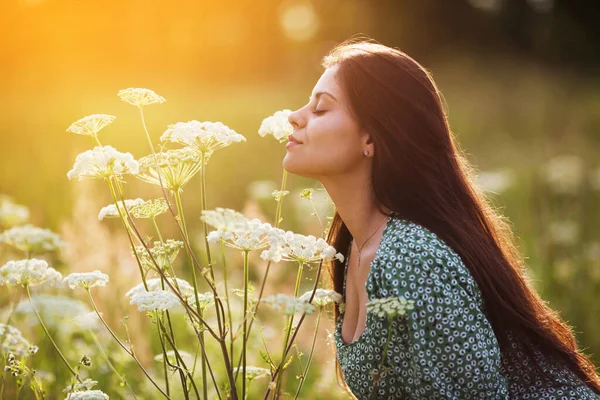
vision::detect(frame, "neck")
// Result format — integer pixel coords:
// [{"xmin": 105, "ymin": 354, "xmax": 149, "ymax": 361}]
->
[{"xmin": 319, "ymin": 169, "xmax": 391, "ymax": 247}]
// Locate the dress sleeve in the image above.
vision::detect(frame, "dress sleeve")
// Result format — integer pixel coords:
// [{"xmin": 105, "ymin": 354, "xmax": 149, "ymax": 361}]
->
[{"xmin": 374, "ymin": 235, "xmax": 510, "ymax": 399}]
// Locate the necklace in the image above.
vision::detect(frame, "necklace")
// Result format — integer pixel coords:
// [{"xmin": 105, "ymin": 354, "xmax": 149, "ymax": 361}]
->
[{"xmin": 353, "ymin": 214, "xmax": 389, "ymax": 269}]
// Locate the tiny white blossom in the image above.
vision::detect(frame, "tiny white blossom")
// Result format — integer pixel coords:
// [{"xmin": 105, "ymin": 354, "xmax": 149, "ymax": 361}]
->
[
  {"xmin": 261, "ymin": 294, "xmax": 315, "ymax": 315},
  {"xmin": 67, "ymin": 145, "xmax": 139, "ymax": 181},
  {"xmin": 0, "ymin": 196, "xmax": 29, "ymax": 228},
  {"xmin": 137, "ymin": 147, "xmax": 201, "ymax": 191},
  {"xmin": 233, "ymin": 366, "xmax": 271, "ymax": 381},
  {"xmin": 258, "ymin": 109, "xmax": 293, "ymax": 143},
  {"xmin": 65, "ymin": 389, "xmax": 109, "ymax": 400},
  {"xmin": 98, "ymin": 198, "xmax": 145, "ymax": 220},
  {"xmin": 0, "ymin": 225, "xmax": 64, "ymax": 255},
  {"xmin": 15, "ymin": 295, "xmax": 91, "ymax": 331},
  {"xmin": 72, "ymin": 312, "xmax": 102, "ymax": 331},
  {"xmin": 130, "ymin": 290, "xmax": 181, "ymax": 312},
  {"xmin": 0, "ymin": 259, "xmax": 62, "ymax": 287},
  {"xmin": 201, "ymin": 208, "xmax": 275, "ymax": 252},
  {"xmin": 118, "ymin": 87, "xmax": 165, "ymax": 107},
  {"xmin": 298, "ymin": 288, "xmax": 342, "ymax": 307},
  {"xmin": 63, "ymin": 271, "xmax": 109, "ymax": 290},
  {"xmin": 133, "ymin": 240, "xmax": 184, "ymax": 272},
  {"xmin": 129, "ymin": 198, "xmax": 169, "ymax": 219},
  {"xmin": 125, "ymin": 277, "xmax": 194, "ymax": 301},
  {"xmin": 153, "ymin": 350, "xmax": 195, "ymax": 365},
  {"xmin": 63, "ymin": 378, "xmax": 98, "ymax": 393},
  {"xmin": 366, "ymin": 296, "xmax": 415, "ymax": 319},
  {"xmin": 260, "ymin": 229, "xmax": 343, "ymax": 265},
  {"xmin": 66, "ymin": 114, "xmax": 116, "ymax": 137},
  {"xmin": 0, "ymin": 323, "xmax": 32, "ymax": 357},
  {"xmin": 160, "ymin": 120, "xmax": 246, "ymax": 158}
]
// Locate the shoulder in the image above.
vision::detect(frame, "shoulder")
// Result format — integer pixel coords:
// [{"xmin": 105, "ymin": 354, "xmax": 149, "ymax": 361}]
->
[{"xmin": 370, "ymin": 215, "xmax": 484, "ymax": 309}]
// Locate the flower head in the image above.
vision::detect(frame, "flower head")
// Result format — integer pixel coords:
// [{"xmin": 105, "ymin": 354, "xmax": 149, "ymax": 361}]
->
[
  {"xmin": 137, "ymin": 147, "xmax": 201, "ymax": 191},
  {"xmin": 98, "ymin": 198, "xmax": 145, "ymax": 220},
  {"xmin": 63, "ymin": 271, "xmax": 109, "ymax": 290},
  {"xmin": 0, "ymin": 196, "xmax": 29, "ymax": 228},
  {"xmin": 15, "ymin": 294, "xmax": 91, "ymax": 332},
  {"xmin": 153, "ymin": 350, "xmax": 195, "ymax": 365},
  {"xmin": 258, "ymin": 110, "xmax": 293, "ymax": 143},
  {"xmin": 118, "ymin": 87, "xmax": 165, "ymax": 107},
  {"xmin": 67, "ymin": 146, "xmax": 139, "ymax": 181},
  {"xmin": 66, "ymin": 114, "xmax": 116, "ymax": 137},
  {"xmin": 160, "ymin": 120, "xmax": 246, "ymax": 158},
  {"xmin": 261, "ymin": 294, "xmax": 315, "ymax": 315},
  {"xmin": 260, "ymin": 229, "xmax": 344, "ymax": 265},
  {"xmin": 129, "ymin": 290, "xmax": 181, "ymax": 312},
  {"xmin": 65, "ymin": 389, "xmax": 109, "ymax": 400},
  {"xmin": 0, "ymin": 259, "xmax": 62, "ymax": 287},
  {"xmin": 201, "ymin": 208, "xmax": 275, "ymax": 252},
  {"xmin": 0, "ymin": 324, "xmax": 32, "ymax": 358},
  {"xmin": 72, "ymin": 312, "xmax": 102, "ymax": 331},
  {"xmin": 129, "ymin": 198, "xmax": 169, "ymax": 219},
  {"xmin": 298, "ymin": 288, "xmax": 342, "ymax": 307},
  {"xmin": 133, "ymin": 240, "xmax": 184, "ymax": 272},
  {"xmin": 0, "ymin": 225, "xmax": 64, "ymax": 255},
  {"xmin": 366, "ymin": 296, "xmax": 415, "ymax": 319}
]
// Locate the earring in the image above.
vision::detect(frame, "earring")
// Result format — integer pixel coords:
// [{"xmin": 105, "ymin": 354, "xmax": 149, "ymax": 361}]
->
[{"xmin": 364, "ymin": 149, "xmax": 369, "ymax": 156}]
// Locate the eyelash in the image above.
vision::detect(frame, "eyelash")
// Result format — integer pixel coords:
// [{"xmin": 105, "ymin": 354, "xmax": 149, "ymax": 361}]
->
[{"xmin": 312, "ymin": 109, "xmax": 327, "ymax": 116}]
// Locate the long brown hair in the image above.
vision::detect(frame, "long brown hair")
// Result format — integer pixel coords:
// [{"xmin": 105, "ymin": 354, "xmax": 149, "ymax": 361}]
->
[{"xmin": 321, "ymin": 38, "xmax": 600, "ymax": 395}]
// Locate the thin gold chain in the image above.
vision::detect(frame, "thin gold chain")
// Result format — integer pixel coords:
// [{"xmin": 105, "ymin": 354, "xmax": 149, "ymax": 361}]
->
[{"xmin": 353, "ymin": 214, "xmax": 389, "ymax": 269}]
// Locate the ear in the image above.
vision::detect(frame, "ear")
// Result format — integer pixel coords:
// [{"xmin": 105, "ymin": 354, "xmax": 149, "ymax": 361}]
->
[{"xmin": 360, "ymin": 129, "xmax": 375, "ymax": 157}]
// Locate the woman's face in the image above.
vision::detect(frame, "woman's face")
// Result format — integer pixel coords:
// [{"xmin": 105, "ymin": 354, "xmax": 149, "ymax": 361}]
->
[{"xmin": 284, "ymin": 65, "xmax": 369, "ymax": 180}]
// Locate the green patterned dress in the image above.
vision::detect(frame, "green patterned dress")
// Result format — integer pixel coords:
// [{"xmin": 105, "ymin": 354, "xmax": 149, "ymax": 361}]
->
[{"xmin": 334, "ymin": 214, "xmax": 599, "ymax": 399}]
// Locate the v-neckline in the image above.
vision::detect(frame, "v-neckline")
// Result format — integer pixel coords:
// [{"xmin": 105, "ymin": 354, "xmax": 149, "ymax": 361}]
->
[{"xmin": 338, "ymin": 213, "xmax": 395, "ymax": 346}]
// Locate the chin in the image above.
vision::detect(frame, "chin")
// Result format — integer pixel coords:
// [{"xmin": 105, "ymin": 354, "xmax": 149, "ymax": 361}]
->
[{"xmin": 282, "ymin": 154, "xmax": 315, "ymax": 178}]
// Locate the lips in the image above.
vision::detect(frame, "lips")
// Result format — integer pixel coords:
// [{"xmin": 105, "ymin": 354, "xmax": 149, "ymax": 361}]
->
[{"xmin": 287, "ymin": 134, "xmax": 303, "ymax": 144}]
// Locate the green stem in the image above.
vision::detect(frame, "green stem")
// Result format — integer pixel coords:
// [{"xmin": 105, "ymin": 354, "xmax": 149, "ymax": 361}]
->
[
  {"xmin": 156, "ymin": 315, "xmax": 172, "ymax": 398},
  {"xmin": 241, "ymin": 250, "xmax": 250, "ymax": 400},
  {"xmin": 293, "ymin": 309, "xmax": 322, "ymax": 399},
  {"xmin": 93, "ymin": 135, "xmax": 102, "ymax": 147},
  {"xmin": 25, "ymin": 286, "xmax": 80, "ymax": 380},
  {"xmin": 86, "ymin": 290, "xmax": 172, "ymax": 399},
  {"xmin": 221, "ymin": 242, "xmax": 234, "ymax": 367},
  {"xmin": 153, "ymin": 217, "xmax": 164, "ymax": 242},
  {"xmin": 368, "ymin": 321, "xmax": 393, "ymax": 400},
  {"xmin": 90, "ymin": 331, "xmax": 138, "ymax": 399}
]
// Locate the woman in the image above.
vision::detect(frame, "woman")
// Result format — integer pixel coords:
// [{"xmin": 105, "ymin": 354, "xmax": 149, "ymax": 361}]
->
[{"xmin": 285, "ymin": 39, "xmax": 600, "ymax": 399}]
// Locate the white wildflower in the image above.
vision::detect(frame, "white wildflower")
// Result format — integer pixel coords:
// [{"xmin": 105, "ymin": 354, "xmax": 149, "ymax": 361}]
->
[
  {"xmin": 72, "ymin": 312, "xmax": 102, "ymax": 331},
  {"xmin": 65, "ymin": 389, "xmax": 109, "ymax": 400},
  {"xmin": 117, "ymin": 87, "xmax": 165, "ymax": 107},
  {"xmin": 0, "ymin": 324, "xmax": 32, "ymax": 357},
  {"xmin": 14, "ymin": 295, "xmax": 92, "ymax": 332},
  {"xmin": 260, "ymin": 229, "xmax": 344, "ymax": 265},
  {"xmin": 261, "ymin": 294, "xmax": 315, "ymax": 315},
  {"xmin": 63, "ymin": 378, "xmax": 98, "ymax": 393},
  {"xmin": 130, "ymin": 290, "xmax": 181, "ymax": 312},
  {"xmin": 0, "ymin": 224, "xmax": 63, "ymax": 255},
  {"xmin": 160, "ymin": 120, "xmax": 246, "ymax": 158},
  {"xmin": 67, "ymin": 145, "xmax": 139, "ymax": 181},
  {"xmin": 136, "ymin": 147, "xmax": 201, "ymax": 191},
  {"xmin": 230, "ymin": 285, "xmax": 257, "ymax": 305},
  {"xmin": 201, "ymin": 208, "xmax": 275, "ymax": 252},
  {"xmin": 153, "ymin": 350, "xmax": 195, "ymax": 366},
  {"xmin": 125, "ymin": 277, "xmax": 195, "ymax": 300},
  {"xmin": 133, "ymin": 240, "xmax": 184, "ymax": 272},
  {"xmin": 129, "ymin": 198, "xmax": 169, "ymax": 219},
  {"xmin": 189, "ymin": 292, "xmax": 215, "ymax": 310},
  {"xmin": 233, "ymin": 366, "xmax": 271, "ymax": 381},
  {"xmin": 258, "ymin": 109, "xmax": 293, "ymax": 143},
  {"xmin": 63, "ymin": 271, "xmax": 109, "ymax": 290},
  {"xmin": 298, "ymin": 288, "xmax": 342, "ymax": 307},
  {"xmin": 0, "ymin": 259, "xmax": 62, "ymax": 287},
  {"xmin": 0, "ymin": 197, "xmax": 29, "ymax": 228},
  {"xmin": 66, "ymin": 114, "xmax": 116, "ymax": 137},
  {"xmin": 366, "ymin": 296, "xmax": 415, "ymax": 319},
  {"xmin": 98, "ymin": 198, "xmax": 145, "ymax": 220}
]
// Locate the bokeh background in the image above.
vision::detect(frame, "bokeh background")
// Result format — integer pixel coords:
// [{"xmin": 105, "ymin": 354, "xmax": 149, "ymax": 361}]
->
[{"xmin": 1, "ymin": 0, "xmax": 599, "ymax": 398}]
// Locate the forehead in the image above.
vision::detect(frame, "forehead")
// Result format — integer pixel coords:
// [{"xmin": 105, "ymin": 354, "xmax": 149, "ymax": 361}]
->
[{"xmin": 311, "ymin": 66, "xmax": 341, "ymax": 99}]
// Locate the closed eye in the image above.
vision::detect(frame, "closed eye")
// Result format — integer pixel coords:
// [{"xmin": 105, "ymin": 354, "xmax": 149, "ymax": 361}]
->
[{"xmin": 312, "ymin": 109, "xmax": 327, "ymax": 116}]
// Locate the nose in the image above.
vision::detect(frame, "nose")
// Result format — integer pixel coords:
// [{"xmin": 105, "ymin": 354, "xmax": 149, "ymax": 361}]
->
[{"xmin": 288, "ymin": 107, "xmax": 305, "ymax": 130}]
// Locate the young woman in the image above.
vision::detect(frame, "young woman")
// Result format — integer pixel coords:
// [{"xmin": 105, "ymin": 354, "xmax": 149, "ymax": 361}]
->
[{"xmin": 285, "ymin": 39, "xmax": 600, "ymax": 399}]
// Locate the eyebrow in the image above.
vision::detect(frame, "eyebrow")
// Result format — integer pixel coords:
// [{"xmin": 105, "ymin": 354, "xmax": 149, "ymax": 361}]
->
[{"xmin": 309, "ymin": 91, "xmax": 337, "ymax": 102}]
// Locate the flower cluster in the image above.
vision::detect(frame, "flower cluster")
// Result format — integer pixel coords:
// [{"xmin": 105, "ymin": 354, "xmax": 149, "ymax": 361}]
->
[
  {"xmin": 153, "ymin": 350, "xmax": 195, "ymax": 366},
  {"xmin": 134, "ymin": 240, "xmax": 184, "ymax": 272},
  {"xmin": 0, "ymin": 323, "xmax": 32, "ymax": 357},
  {"xmin": 67, "ymin": 145, "xmax": 139, "ymax": 181},
  {"xmin": 260, "ymin": 229, "xmax": 344, "ymax": 265},
  {"xmin": 98, "ymin": 198, "xmax": 145, "ymax": 220},
  {"xmin": 0, "ymin": 225, "xmax": 64, "ymax": 255},
  {"xmin": 202, "ymin": 208, "xmax": 274, "ymax": 252},
  {"xmin": 0, "ymin": 196, "xmax": 29, "ymax": 228},
  {"xmin": 125, "ymin": 277, "xmax": 200, "ymax": 312},
  {"xmin": 137, "ymin": 147, "xmax": 201, "ymax": 191},
  {"xmin": 160, "ymin": 120, "xmax": 246, "ymax": 158},
  {"xmin": 0, "ymin": 259, "xmax": 62, "ymax": 287},
  {"xmin": 129, "ymin": 290, "xmax": 181, "ymax": 312},
  {"xmin": 258, "ymin": 109, "xmax": 293, "ymax": 143},
  {"xmin": 63, "ymin": 271, "xmax": 109, "ymax": 290},
  {"xmin": 366, "ymin": 296, "xmax": 415, "ymax": 319},
  {"xmin": 65, "ymin": 389, "xmax": 109, "ymax": 400},
  {"xmin": 66, "ymin": 114, "xmax": 116, "ymax": 137},
  {"xmin": 118, "ymin": 87, "xmax": 165, "ymax": 108},
  {"xmin": 129, "ymin": 198, "xmax": 169, "ymax": 219},
  {"xmin": 232, "ymin": 366, "xmax": 271, "ymax": 382},
  {"xmin": 298, "ymin": 288, "xmax": 342, "ymax": 308},
  {"xmin": 72, "ymin": 312, "xmax": 102, "ymax": 331},
  {"xmin": 261, "ymin": 294, "xmax": 316, "ymax": 315},
  {"xmin": 15, "ymin": 295, "xmax": 92, "ymax": 331}
]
